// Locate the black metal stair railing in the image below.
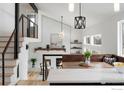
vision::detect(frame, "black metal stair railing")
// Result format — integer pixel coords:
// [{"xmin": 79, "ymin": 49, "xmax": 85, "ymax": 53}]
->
[{"xmin": 2, "ymin": 14, "xmax": 38, "ymax": 85}]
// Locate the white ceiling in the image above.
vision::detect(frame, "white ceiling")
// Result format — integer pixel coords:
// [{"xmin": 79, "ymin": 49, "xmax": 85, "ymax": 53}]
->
[{"xmin": 36, "ymin": 3, "xmax": 124, "ymax": 28}]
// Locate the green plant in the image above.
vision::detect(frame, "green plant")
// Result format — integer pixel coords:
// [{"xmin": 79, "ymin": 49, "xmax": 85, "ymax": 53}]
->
[
  {"xmin": 83, "ymin": 51, "xmax": 92, "ymax": 59},
  {"xmin": 31, "ymin": 58, "xmax": 37, "ymax": 66}
]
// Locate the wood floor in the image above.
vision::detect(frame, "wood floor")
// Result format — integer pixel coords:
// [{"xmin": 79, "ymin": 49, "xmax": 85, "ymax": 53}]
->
[
  {"xmin": 16, "ymin": 71, "xmax": 49, "ymax": 85},
  {"xmin": 16, "ymin": 80, "xmax": 49, "ymax": 85},
  {"xmin": 28, "ymin": 71, "xmax": 40, "ymax": 80}
]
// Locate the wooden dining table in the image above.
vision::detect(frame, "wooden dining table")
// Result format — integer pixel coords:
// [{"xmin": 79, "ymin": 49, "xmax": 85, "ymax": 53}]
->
[{"xmin": 62, "ymin": 61, "xmax": 113, "ymax": 69}]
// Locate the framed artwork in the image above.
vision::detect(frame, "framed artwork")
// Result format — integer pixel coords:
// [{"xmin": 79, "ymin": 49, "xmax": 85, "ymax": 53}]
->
[
  {"xmin": 50, "ymin": 33, "xmax": 63, "ymax": 48},
  {"xmin": 84, "ymin": 36, "xmax": 91, "ymax": 45},
  {"xmin": 93, "ymin": 34, "xmax": 102, "ymax": 45}
]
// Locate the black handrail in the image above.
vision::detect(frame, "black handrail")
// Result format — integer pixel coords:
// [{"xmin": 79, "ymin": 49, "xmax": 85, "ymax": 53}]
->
[
  {"xmin": 2, "ymin": 14, "xmax": 38, "ymax": 85},
  {"xmin": 22, "ymin": 14, "xmax": 38, "ymax": 38},
  {"xmin": 22, "ymin": 14, "xmax": 37, "ymax": 25}
]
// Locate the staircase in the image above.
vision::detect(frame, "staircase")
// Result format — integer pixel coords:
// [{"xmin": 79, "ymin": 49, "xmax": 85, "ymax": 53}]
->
[
  {"xmin": 0, "ymin": 14, "xmax": 38, "ymax": 85},
  {"xmin": 0, "ymin": 36, "xmax": 23, "ymax": 85}
]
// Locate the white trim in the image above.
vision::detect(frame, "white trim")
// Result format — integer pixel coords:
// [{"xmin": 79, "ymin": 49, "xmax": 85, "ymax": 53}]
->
[
  {"xmin": 83, "ymin": 35, "xmax": 91, "ymax": 45},
  {"xmin": 117, "ymin": 20, "xmax": 124, "ymax": 56}
]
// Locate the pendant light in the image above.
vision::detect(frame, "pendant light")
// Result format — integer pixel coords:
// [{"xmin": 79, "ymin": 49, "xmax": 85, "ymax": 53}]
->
[
  {"xmin": 59, "ymin": 16, "xmax": 64, "ymax": 39},
  {"xmin": 74, "ymin": 3, "xmax": 86, "ymax": 29}
]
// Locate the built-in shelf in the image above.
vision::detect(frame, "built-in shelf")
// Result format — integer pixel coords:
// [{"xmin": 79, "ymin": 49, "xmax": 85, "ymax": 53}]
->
[
  {"xmin": 70, "ymin": 41, "xmax": 82, "ymax": 54},
  {"xmin": 71, "ymin": 47, "xmax": 82, "ymax": 49},
  {"xmin": 71, "ymin": 46, "xmax": 82, "ymax": 49},
  {"xmin": 70, "ymin": 42, "xmax": 82, "ymax": 44},
  {"xmin": 34, "ymin": 47, "xmax": 66, "ymax": 52},
  {"xmin": 70, "ymin": 53, "xmax": 82, "ymax": 54}
]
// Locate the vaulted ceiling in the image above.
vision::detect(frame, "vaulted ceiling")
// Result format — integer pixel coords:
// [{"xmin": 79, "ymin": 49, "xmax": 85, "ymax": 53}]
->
[{"xmin": 36, "ymin": 3, "xmax": 124, "ymax": 28}]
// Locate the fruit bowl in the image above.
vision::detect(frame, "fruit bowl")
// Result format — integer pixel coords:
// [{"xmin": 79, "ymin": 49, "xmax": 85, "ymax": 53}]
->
[{"xmin": 113, "ymin": 62, "xmax": 124, "ymax": 73}]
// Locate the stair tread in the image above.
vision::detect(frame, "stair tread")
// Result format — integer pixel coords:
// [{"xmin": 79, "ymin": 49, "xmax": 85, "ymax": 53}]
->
[
  {"xmin": 0, "ymin": 81, "xmax": 10, "ymax": 85},
  {"xmin": 0, "ymin": 73, "xmax": 14, "ymax": 77},
  {"xmin": 0, "ymin": 59, "xmax": 15, "ymax": 61},
  {"xmin": 0, "ymin": 63, "xmax": 16, "ymax": 68},
  {"xmin": 0, "ymin": 37, "xmax": 23, "ymax": 41},
  {"xmin": 0, "ymin": 52, "xmax": 14, "ymax": 54},
  {"xmin": 0, "ymin": 35, "xmax": 22, "ymax": 37},
  {"xmin": 0, "ymin": 46, "xmax": 21, "ymax": 48},
  {"xmin": 0, "ymin": 58, "xmax": 14, "ymax": 60},
  {"xmin": 0, "ymin": 36, "xmax": 23, "ymax": 38},
  {"xmin": 0, "ymin": 46, "xmax": 22, "ymax": 48},
  {"xmin": 0, "ymin": 40, "xmax": 23, "ymax": 42}
]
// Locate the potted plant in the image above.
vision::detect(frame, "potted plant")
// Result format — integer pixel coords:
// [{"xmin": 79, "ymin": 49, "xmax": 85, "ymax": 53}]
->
[
  {"xmin": 84, "ymin": 51, "xmax": 92, "ymax": 64},
  {"xmin": 31, "ymin": 58, "xmax": 37, "ymax": 68}
]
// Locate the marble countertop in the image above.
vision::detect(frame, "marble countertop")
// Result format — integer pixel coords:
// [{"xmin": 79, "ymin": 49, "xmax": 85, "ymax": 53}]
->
[{"xmin": 47, "ymin": 68, "xmax": 124, "ymax": 83}]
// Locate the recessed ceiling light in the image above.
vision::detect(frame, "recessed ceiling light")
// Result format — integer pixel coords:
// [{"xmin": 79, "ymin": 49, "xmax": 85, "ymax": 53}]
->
[
  {"xmin": 68, "ymin": 3, "xmax": 74, "ymax": 12},
  {"xmin": 114, "ymin": 3, "xmax": 120, "ymax": 12}
]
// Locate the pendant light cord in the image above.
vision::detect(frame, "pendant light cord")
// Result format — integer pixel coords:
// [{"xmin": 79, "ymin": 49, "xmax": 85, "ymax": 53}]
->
[
  {"xmin": 79, "ymin": 3, "xmax": 82, "ymax": 16},
  {"xmin": 61, "ymin": 16, "xmax": 63, "ymax": 32}
]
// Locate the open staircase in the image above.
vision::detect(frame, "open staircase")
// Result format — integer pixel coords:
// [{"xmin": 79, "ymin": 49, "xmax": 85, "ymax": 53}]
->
[
  {"xmin": 0, "ymin": 14, "xmax": 38, "ymax": 85},
  {"xmin": 0, "ymin": 36, "xmax": 24, "ymax": 85}
]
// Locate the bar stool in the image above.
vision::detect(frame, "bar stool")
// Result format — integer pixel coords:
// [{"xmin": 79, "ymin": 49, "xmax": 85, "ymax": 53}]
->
[
  {"xmin": 45, "ymin": 59, "xmax": 51, "ymax": 79},
  {"xmin": 40, "ymin": 63, "xmax": 43, "ymax": 75},
  {"xmin": 40, "ymin": 59, "xmax": 51, "ymax": 77},
  {"xmin": 56, "ymin": 58, "xmax": 63, "ymax": 69}
]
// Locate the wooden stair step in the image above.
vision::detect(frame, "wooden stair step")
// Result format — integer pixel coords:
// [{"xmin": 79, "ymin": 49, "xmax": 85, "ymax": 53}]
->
[
  {"xmin": 0, "ymin": 63, "xmax": 16, "ymax": 68},
  {"xmin": 0, "ymin": 47, "xmax": 20, "ymax": 53},
  {"xmin": 0, "ymin": 35, "xmax": 23, "ymax": 38},
  {"xmin": 0, "ymin": 73, "xmax": 14, "ymax": 77},
  {"xmin": 0, "ymin": 59, "xmax": 15, "ymax": 61},
  {"xmin": 0, "ymin": 58, "xmax": 14, "ymax": 60},
  {"xmin": 0, "ymin": 46, "xmax": 21, "ymax": 48},
  {"xmin": 0, "ymin": 81, "xmax": 10, "ymax": 85},
  {"xmin": 0, "ymin": 37, "xmax": 23, "ymax": 42},
  {"xmin": 0, "ymin": 48, "xmax": 20, "ymax": 53},
  {"xmin": 0, "ymin": 40, "xmax": 23, "ymax": 42},
  {"xmin": 0, "ymin": 34, "xmax": 22, "ymax": 37},
  {"xmin": 0, "ymin": 41, "xmax": 22, "ymax": 47},
  {"xmin": 0, "ymin": 54, "xmax": 14, "ymax": 59},
  {"xmin": 0, "ymin": 60, "xmax": 16, "ymax": 66},
  {"xmin": 0, "ymin": 52, "xmax": 14, "ymax": 54}
]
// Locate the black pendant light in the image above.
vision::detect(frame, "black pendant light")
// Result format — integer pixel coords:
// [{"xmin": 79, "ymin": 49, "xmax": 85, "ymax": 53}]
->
[{"xmin": 74, "ymin": 3, "xmax": 86, "ymax": 29}]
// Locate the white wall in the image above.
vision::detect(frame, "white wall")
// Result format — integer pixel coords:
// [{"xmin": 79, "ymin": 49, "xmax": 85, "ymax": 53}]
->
[
  {"xmin": 18, "ymin": 37, "xmax": 40, "ymax": 80},
  {"xmin": 28, "ymin": 14, "xmax": 71, "ymax": 70},
  {"xmin": 0, "ymin": 3, "xmax": 15, "ymax": 35},
  {"xmin": 83, "ymin": 12, "xmax": 124, "ymax": 54},
  {"xmin": 28, "ymin": 10, "xmax": 82, "ymax": 70},
  {"xmin": 18, "ymin": 37, "xmax": 30, "ymax": 80},
  {"xmin": 41, "ymin": 15, "xmax": 71, "ymax": 52},
  {"xmin": 71, "ymin": 29, "xmax": 83, "ymax": 42}
]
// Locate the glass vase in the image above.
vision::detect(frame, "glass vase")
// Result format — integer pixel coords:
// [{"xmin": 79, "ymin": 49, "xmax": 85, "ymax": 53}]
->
[{"xmin": 85, "ymin": 57, "xmax": 91, "ymax": 64}]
